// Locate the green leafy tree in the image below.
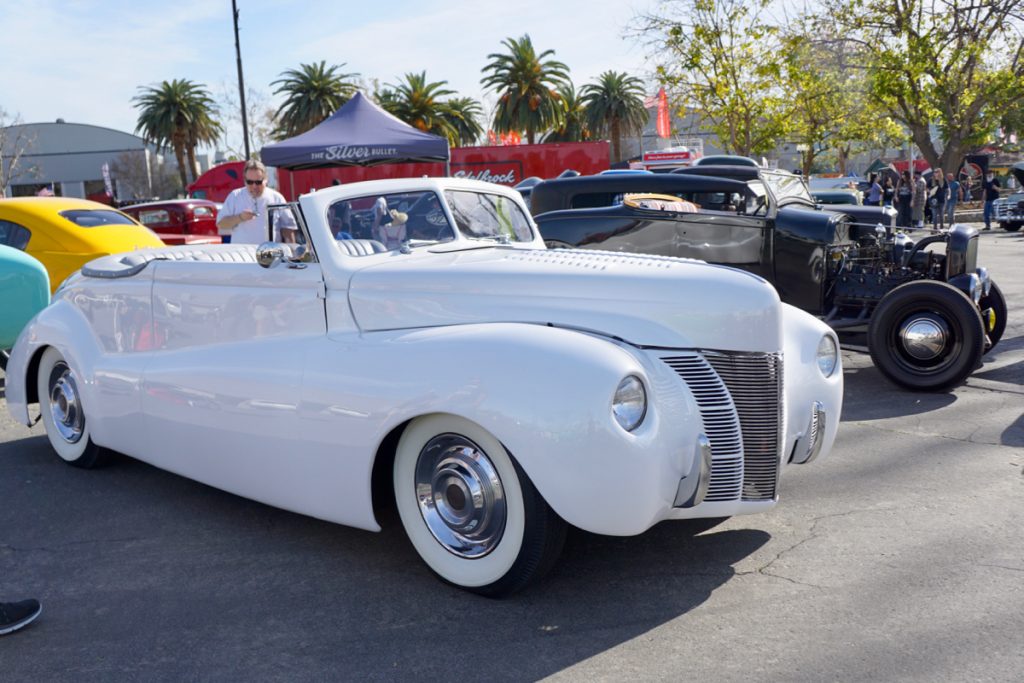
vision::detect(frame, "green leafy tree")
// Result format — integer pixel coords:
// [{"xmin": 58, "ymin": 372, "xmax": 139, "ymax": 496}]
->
[
  {"xmin": 271, "ymin": 61, "xmax": 359, "ymax": 138},
  {"xmin": 782, "ymin": 30, "xmax": 904, "ymax": 175},
  {"xmin": 820, "ymin": 0, "xmax": 1024, "ymax": 174},
  {"xmin": 382, "ymin": 72, "xmax": 459, "ymax": 144},
  {"xmin": 445, "ymin": 97, "xmax": 485, "ymax": 146},
  {"xmin": 544, "ymin": 84, "xmax": 591, "ymax": 143},
  {"xmin": 133, "ymin": 79, "xmax": 222, "ymax": 188},
  {"xmin": 581, "ymin": 71, "xmax": 648, "ymax": 163},
  {"xmin": 634, "ymin": 0, "xmax": 791, "ymax": 157},
  {"xmin": 481, "ymin": 34, "xmax": 571, "ymax": 144}
]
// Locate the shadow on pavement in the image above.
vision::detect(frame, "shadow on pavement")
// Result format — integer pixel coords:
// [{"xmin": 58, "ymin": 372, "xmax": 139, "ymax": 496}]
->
[
  {"xmin": 840, "ymin": 364, "xmax": 957, "ymax": 421},
  {"xmin": 0, "ymin": 437, "xmax": 770, "ymax": 681}
]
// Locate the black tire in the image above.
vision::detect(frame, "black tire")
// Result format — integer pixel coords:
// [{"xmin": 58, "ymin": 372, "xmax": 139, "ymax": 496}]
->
[
  {"xmin": 980, "ymin": 280, "xmax": 1007, "ymax": 351},
  {"xmin": 36, "ymin": 347, "xmax": 108, "ymax": 468},
  {"xmin": 393, "ymin": 415, "xmax": 567, "ymax": 597},
  {"xmin": 0, "ymin": 350, "xmax": 8, "ymax": 371},
  {"xmin": 1005, "ymin": 222, "xmax": 1022, "ymax": 232},
  {"xmin": 868, "ymin": 281, "xmax": 985, "ymax": 391}
]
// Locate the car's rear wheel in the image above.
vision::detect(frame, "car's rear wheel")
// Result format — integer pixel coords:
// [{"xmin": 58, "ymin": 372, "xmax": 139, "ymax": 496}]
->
[
  {"xmin": 36, "ymin": 347, "xmax": 107, "ymax": 468},
  {"xmin": 981, "ymin": 280, "xmax": 1007, "ymax": 351},
  {"xmin": 868, "ymin": 281, "xmax": 985, "ymax": 391},
  {"xmin": 393, "ymin": 414, "xmax": 566, "ymax": 597}
]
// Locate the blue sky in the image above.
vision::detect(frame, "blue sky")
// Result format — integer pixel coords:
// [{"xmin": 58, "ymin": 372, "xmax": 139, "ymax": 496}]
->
[{"xmin": 2, "ymin": 0, "xmax": 654, "ymax": 154}]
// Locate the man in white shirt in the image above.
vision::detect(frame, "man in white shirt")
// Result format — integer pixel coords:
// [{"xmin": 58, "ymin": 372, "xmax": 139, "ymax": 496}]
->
[{"xmin": 217, "ymin": 159, "xmax": 288, "ymax": 244}]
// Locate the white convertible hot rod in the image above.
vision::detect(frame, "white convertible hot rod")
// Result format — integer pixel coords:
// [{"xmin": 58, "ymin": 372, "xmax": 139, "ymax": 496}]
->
[{"xmin": 6, "ymin": 178, "xmax": 842, "ymax": 596}]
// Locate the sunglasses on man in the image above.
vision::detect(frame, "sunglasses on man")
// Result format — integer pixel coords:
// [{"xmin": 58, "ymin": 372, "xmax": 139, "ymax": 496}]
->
[{"xmin": 245, "ymin": 178, "xmax": 264, "ymax": 186}]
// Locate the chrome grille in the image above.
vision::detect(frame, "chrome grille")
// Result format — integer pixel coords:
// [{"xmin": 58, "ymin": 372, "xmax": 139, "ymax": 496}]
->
[{"xmin": 662, "ymin": 351, "xmax": 783, "ymax": 502}]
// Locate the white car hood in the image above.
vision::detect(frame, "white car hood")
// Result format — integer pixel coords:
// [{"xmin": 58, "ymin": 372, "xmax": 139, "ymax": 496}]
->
[{"xmin": 347, "ymin": 247, "xmax": 782, "ymax": 351}]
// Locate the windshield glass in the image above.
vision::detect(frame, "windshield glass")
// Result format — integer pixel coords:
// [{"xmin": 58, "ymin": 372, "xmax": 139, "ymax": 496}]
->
[
  {"xmin": 59, "ymin": 209, "xmax": 138, "ymax": 227},
  {"xmin": 328, "ymin": 190, "xmax": 455, "ymax": 253},
  {"xmin": 444, "ymin": 190, "xmax": 534, "ymax": 242},
  {"xmin": 762, "ymin": 171, "xmax": 814, "ymax": 204}
]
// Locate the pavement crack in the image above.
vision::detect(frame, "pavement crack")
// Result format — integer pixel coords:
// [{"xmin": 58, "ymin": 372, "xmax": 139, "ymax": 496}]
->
[
  {"xmin": 737, "ymin": 508, "xmax": 899, "ymax": 590},
  {"xmin": 977, "ymin": 562, "xmax": 1024, "ymax": 573},
  {"xmin": 847, "ymin": 421, "xmax": 1014, "ymax": 448}
]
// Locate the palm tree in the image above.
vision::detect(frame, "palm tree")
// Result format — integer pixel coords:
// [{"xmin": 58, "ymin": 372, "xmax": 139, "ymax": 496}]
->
[
  {"xmin": 581, "ymin": 71, "xmax": 649, "ymax": 163},
  {"xmin": 271, "ymin": 61, "xmax": 359, "ymax": 138},
  {"xmin": 481, "ymin": 34, "xmax": 571, "ymax": 144},
  {"xmin": 544, "ymin": 84, "xmax": 590, "ymax": 143},
  {"xmin": 382, "ymin": 72, "xmax": 459, "ymax": 144},
  {"xmin": 444, "ymin": 97, "xmax": 485, "ymax": 146},
  {"xmin": 133, "ymin": 79, "xmax": 222, "ymax": 188}
]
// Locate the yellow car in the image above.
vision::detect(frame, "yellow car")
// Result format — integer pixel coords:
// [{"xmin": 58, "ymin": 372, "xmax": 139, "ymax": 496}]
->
[{"xmin": 0, "ymin": 197, "xmax": 164, "ymax": 293}]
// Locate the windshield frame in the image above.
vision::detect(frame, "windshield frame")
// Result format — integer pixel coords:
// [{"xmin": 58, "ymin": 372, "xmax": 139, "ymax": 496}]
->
[
  {"xmin": 760, "ymin": 170, "xmax": 816, "ymax": 207},
  {"xmin": 443, "ymin": 189, "xmax": 536, "ymax": 244}
]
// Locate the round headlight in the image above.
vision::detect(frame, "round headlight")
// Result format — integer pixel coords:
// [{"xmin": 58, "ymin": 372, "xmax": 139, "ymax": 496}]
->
[
  {"xmin": 612, "ymin": 375, "xmax": 647, "ymax": 432},
  {"xmin": 816, "ymin": 334, "xmax": 839, "ymax": 377}
]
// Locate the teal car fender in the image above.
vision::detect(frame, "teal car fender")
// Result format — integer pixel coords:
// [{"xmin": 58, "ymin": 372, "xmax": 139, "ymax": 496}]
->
[{"xmin": 0, "ymin": 244, "xmax": 50, "ymax": 351}]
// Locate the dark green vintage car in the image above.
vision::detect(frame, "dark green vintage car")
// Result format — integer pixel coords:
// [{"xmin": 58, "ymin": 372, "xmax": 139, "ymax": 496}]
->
[{"xmin": 530, "ymin": 166, "xmax": 1007, "ymax": 391}]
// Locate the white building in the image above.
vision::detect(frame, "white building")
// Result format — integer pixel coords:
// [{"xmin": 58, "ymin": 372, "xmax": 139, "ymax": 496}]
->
[{"xmin": 0, "ymin": 119, "xmax": 208, "ymax": 200}]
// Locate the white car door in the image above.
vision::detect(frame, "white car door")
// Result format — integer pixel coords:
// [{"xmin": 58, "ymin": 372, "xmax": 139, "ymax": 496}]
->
[{"xmin": 140, "ymin": 245, "xmax": 327, "ymax": 510}]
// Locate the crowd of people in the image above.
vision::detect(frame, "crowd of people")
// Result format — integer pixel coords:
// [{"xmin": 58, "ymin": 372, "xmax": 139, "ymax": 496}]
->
[{"xmin": 861, "ymin": 168, "xmax": 1005, "ymax": 231}]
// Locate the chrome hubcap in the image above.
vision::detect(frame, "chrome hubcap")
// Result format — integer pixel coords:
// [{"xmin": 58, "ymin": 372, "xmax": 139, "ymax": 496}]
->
[
  {"xmin": 899, "ymin": 316, "xmax": 949, "ymax": 360},
  {"xmin": 48, "ymin": 362, "xmax": 84, "ymax": 444},
  {"xmin": 414, "ymin": 433, "xmax": 506, "ymax": 558}
]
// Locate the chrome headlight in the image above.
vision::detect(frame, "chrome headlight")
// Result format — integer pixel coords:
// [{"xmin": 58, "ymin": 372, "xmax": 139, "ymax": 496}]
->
[
  {"xmin": 975, "ymin": 267, "xmax": 991, "ymax": 296},
  {"xmin": 816, "ymin": 334, "xmax": 839, "ymax": 377},
  {"xmin": 966, "ymin": 273, "xmax": 982, "ymax": 303},
  {"xmin": 612, "ymin": 375, "xmax": 647, "ymax": 432}
]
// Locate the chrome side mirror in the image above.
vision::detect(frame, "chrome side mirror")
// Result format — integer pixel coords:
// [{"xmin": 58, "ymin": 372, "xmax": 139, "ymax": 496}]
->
[
  {"xmin": 256, "ymin": 242, "xmax": 287, "ymax": 268},
  {"xmin": 257, "ymin": 242, "xmax": 313, "ymax": 269}
]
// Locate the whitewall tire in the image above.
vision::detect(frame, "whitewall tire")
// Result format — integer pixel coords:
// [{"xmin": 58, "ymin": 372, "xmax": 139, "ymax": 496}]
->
[
  {"xmin": 393, "ymin": 414, "xmax": 566, "ymax": 597},
  {"xmin": 36, "ymin": 347, "xmax": 106, "ymax": 469}
]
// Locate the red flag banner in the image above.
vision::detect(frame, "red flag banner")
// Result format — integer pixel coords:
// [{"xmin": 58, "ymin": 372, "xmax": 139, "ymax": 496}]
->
[{"xmin": 656, "ymin": 88, "xmax": 670, "ymax": 139}]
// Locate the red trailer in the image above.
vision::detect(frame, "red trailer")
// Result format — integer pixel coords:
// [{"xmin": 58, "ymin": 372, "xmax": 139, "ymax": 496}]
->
[
  {"xmin": 275, "ymin": 142, "xmax": 610, "ymax": 200},
  {"xmin": 189, "ymin": 143, "xmax": 610, "ymax": 203}
]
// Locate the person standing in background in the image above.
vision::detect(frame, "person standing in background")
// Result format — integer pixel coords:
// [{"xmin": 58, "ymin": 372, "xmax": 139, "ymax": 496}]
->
[
  {"xmin": 865, "ymin": 173, "xmax": 882, "ymax": 206},
  {"xmin": 882, "ymin": 177, "xmax": 895, "ymax": 207},
  {"xmin": 911, "ymin": 171, "xmax": 927, "ymax": 229},
  {"xmin": 931, "ymin": 174, "xmax": 949, "ymax": 230},
  {"xmin": 217, "ymin": 159, "xmax": 288, "ymax": 245},
  {"xmin": 945, "ymin": 173, "xmax": 960, "ymax": 226},
  {"xmin": 896, "ymin": 170, "xmax": 913, "ymax": 227},
  {"xmin": 982, "ymin": 172, "xmax": 1000, "ymax": 231}
]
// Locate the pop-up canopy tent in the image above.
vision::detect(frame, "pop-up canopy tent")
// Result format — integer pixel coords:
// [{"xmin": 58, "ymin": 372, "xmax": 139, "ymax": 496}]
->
[{"xmin": 260, "ymin": 92, "xmax": 450, "ymax": 176}]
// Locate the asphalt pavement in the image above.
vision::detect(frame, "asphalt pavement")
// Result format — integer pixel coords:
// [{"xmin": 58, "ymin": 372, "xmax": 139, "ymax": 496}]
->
[{"xmin": 1, "ymin": 226, "xmax": 1022, "ymax": 682}]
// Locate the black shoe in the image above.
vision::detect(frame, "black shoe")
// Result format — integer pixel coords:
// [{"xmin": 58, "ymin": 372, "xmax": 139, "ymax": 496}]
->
[{"xmin": 0, "ymin": 599, "xmax": 42, "ymax": 635}]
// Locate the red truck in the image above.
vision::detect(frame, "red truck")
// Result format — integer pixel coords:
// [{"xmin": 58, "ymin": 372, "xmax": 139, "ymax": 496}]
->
[{"xmin": 188, "ymin": 142, "xmax": 611, "ymax": 202}]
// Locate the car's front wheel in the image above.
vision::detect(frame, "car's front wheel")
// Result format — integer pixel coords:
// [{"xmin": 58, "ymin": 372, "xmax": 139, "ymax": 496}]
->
[
  {"xmin": 393, "ymin": 414, "xmax": 566, "ymax": 597},
  {"xmin": 1004, "ymin": 222, "xmax": 1022, "ymax": 232},
  {"xmin": 868, "ymin": 281, "xmax": 985, "ymax": 391},
  {"xmin": 36, "ymin": 347, "xmax": 107, "ymax": 468}
]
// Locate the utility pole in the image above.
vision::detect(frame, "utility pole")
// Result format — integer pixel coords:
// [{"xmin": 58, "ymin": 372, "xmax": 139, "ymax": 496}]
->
[{"xmin": 232, "ymin": 0, "xmax": 251, "ymax": 159}]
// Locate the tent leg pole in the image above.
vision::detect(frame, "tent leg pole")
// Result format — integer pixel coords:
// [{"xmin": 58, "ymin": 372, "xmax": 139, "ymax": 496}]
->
[
  {"xmin": 445, "ymin": 160, "xmax": 450, "ymax": 177},
  {"xmin": 290, "ymin": 173, "xmax": 295, "ymax": 201}
]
